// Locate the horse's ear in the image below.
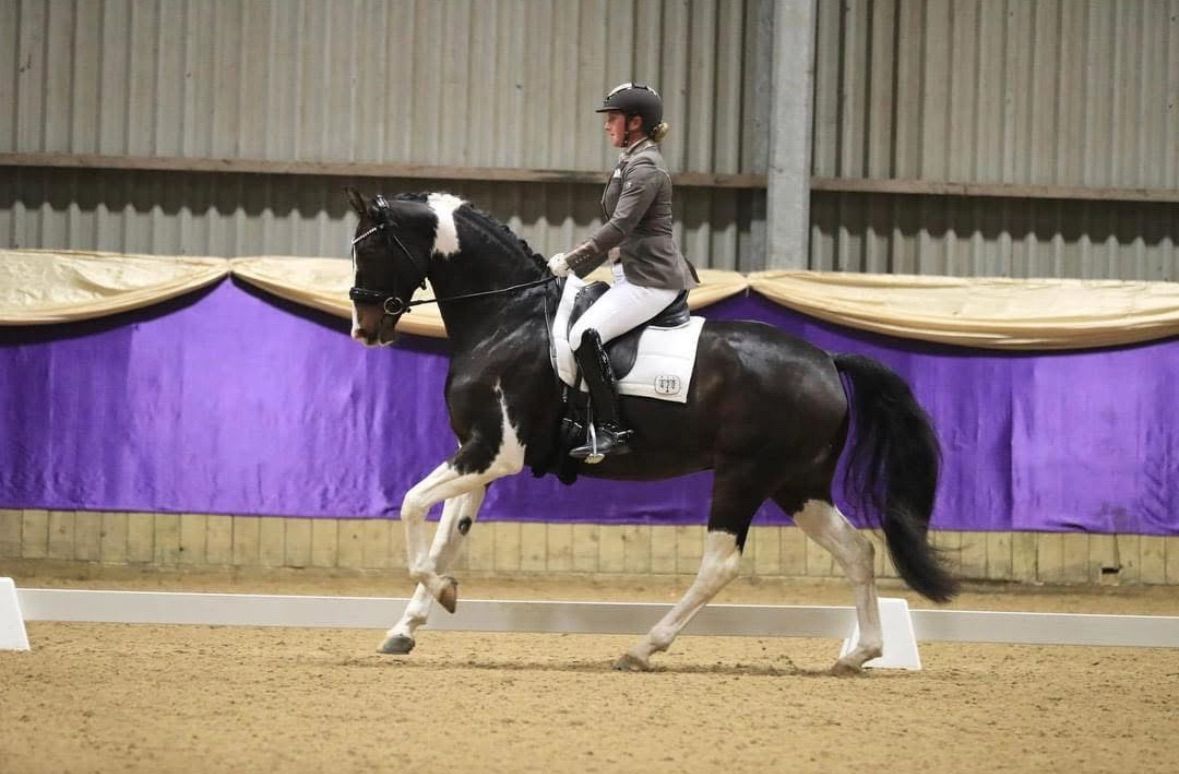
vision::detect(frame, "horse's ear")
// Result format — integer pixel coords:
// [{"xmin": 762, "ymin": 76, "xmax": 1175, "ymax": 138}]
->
[{"xmin": 345, "ymin": 187, "xmax": 369, "ymax": 218}]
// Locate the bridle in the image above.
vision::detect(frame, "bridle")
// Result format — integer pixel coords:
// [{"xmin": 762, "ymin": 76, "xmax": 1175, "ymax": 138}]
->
[{"xmin": 348, "ymin": 195, "xmax": 557, "ymax": 324}]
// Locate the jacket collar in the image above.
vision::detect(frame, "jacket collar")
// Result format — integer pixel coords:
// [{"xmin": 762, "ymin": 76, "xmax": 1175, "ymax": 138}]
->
[{"xmin": 620, "ymin": 137, "xmax": 655, "ymax": 160}]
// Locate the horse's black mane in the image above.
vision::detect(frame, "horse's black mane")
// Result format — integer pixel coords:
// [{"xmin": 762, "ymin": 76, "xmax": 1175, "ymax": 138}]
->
[{"xmin": 392, "ymin": 192, "xmax": 549, "ymax": 273}]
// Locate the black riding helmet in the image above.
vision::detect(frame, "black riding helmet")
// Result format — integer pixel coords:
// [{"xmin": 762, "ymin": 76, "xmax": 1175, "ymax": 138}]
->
[{"xmin": 595, "ymin": 82, "xmax": 663, "ymax": 138}]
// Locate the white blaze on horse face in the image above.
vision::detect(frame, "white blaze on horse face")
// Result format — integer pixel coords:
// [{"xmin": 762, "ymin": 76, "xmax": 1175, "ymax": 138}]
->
[{"xmin": 427, "ymin": 193, "xmax": 465, "ymax": 257}]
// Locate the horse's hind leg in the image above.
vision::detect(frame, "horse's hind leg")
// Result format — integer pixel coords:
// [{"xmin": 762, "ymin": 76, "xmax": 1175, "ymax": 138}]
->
[
  {"xmin": 782, "ymin": 494, "xmax": 882, "ymax": 675},
  {"xmin": 614, "ymin": 464, "xmax": 762, "ymax": 671},
  {"xmin": 379, "ymin": 486, "xmax": 486, "ymax": 655}
]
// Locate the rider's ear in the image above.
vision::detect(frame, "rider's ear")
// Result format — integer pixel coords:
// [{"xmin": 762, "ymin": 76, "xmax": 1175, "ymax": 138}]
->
[{"xmin": 345, "ymin": 187, "xmax": 368, "ymax": 219}]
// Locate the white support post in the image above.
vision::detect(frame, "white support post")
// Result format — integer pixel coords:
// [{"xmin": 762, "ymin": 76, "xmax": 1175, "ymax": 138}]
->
[
  {"xmin": 0, "ymin": 578, "xmax": 31, "ymax": 651},
  {"xmin": 766, "ymin": 0, "xmax": 817, "ymax": 269},
  {"xmin": 840, "ymin": 597, "xmax": 922, "ymax": 670}
]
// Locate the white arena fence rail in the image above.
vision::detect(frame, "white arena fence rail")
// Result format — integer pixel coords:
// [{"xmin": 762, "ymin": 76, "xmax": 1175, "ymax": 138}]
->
[{"xmin": 9, "ymin": 587, "xmax": 1179, "ymax": 650}]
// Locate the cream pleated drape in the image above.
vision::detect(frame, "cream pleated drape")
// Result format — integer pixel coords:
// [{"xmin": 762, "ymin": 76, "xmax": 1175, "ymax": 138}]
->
[{"xmin": 5, "ymin": 250, "xmax": 1179, "ymax": 350}]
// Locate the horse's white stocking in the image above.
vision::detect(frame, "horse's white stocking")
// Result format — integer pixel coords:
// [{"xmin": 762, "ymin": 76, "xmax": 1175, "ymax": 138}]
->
[
  {"xmin": 793, "ymin": 499, "xmax": 882, "ymax": 674},
  {"xmin": 380, "ymin": 486, "xmax": 486, "ymax": 653},
  {"xmin": 615, "ymin": 531, "xmax": 742, "ymax": 671},
  {"xmin": 400, "ymin": 394, "xmax": 523, "ymax": 608}
]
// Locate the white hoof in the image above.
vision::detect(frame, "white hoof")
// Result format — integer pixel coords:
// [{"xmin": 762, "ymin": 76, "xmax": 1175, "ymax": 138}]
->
[{"xmin": 613, "ymin": 652, "xmax": 652, "ymax": 672}]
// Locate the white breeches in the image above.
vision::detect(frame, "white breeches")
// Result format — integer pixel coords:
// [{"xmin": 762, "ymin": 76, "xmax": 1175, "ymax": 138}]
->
[{"xmin": 568, "ymin": 264, "xmax": 680, "ymax": 351}]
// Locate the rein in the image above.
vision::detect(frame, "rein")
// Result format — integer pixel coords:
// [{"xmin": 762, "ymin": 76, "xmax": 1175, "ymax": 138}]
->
[{"xmin": 349, "ymin": 210, "xmax": 557, "ymax": 318}]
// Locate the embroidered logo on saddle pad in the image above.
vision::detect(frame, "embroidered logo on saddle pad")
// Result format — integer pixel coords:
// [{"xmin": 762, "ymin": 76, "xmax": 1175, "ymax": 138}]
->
[{"xmin": 550, "ymin": 275, "xmax": 704, "ymax": 405}]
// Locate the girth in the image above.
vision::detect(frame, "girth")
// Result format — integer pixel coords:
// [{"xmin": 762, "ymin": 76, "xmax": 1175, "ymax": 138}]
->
[{"xmin": 567, "ymin": 282, "xmax": 690, "ymax": 379}]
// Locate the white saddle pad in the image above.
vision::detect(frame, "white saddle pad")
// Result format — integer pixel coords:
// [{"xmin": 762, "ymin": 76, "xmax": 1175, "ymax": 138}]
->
[{"xmin": 550, "ymin": 275, "xmax": 704, "ymax": 404}]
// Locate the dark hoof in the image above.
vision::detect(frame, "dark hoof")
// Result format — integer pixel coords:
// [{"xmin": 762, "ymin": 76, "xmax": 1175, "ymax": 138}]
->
[
  {"xmin": 437, "ymin": 576, "xmax": 458, "ymax": 614},
  {"xmin": 378, "ymin": 635, "xmax": 415, "ymax": 655}
]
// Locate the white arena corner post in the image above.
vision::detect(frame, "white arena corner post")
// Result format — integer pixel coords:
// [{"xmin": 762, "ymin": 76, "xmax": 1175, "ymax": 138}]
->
[
  {"xmin": 840, "ymin": 597, "xmax": 921, "ymax": 670},
  {"xmin": 0, "ymin": 577, "xmax": 31, "ymax": 651}
]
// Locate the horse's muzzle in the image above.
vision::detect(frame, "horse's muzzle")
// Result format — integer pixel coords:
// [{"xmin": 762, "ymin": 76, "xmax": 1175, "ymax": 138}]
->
[{"xmin": 352, "ymin": 326, "xmax": 399, "ymax": 348}]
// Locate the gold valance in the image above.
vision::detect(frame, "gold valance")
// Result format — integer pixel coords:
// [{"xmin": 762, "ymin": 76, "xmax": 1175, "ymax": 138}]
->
[{"xmin": 5, "ymin": 250, "xmax": 1178, "ymax": 350}]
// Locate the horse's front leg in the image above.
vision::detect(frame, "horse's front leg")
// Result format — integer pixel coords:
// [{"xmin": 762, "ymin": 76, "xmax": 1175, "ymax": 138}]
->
[
  {"xmin": 379, "ymin": 486, "xmax": 486, "ymax": 654},
  {"xmin": 400, "ymin": 419, "xmax": 524, "ymax": 611}
]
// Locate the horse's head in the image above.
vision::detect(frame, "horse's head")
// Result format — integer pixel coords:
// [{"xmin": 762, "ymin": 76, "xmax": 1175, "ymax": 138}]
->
[{"xmin": 345, "ymin": 187, "xmax": 441, "ymax": 347}]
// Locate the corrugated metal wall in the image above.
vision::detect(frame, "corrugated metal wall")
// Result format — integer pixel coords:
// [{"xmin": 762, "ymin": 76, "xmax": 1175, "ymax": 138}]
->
[
  {"xmin": 5, "ymin": 0, "xmax": 1176, "ymax": 279},
  {"xmin": 0, "ymin": 0, "xmax": 772, "ymax": 270},
  {"xmin": 810, "ymin": 0, "xmax": 1179, "ymax": 279},
  {"xmin": 0, "ymin": 166, "xmax": 768, "ymax": 266}
]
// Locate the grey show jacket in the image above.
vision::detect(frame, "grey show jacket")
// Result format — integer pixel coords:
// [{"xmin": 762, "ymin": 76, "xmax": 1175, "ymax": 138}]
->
[{"xmin": 565, "ymin": 139, "xmax": 700, "ymax": 290}]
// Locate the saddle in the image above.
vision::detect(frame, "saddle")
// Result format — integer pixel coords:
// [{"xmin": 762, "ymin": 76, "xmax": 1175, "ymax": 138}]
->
[
  {"xmin": 566, "ymin": 282, "xmax": 690, "ymax": 379},
  {"xmin": 536, "ymin": 278, "xmax": 701, "ymax": 485}
]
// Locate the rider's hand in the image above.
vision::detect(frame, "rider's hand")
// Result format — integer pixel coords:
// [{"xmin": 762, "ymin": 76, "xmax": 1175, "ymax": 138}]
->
[{"xmin": 548, "ymin": 252, "xmax": 570, "ymax": 278}]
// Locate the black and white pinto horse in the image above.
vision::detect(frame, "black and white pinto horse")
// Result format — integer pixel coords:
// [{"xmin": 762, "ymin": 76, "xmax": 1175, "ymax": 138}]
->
[{"xmin": 345, "ymin": 188, "xmax": 957, "ymax": 674}]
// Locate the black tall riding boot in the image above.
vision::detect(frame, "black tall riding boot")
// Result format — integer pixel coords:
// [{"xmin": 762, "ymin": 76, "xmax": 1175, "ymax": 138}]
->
[{"xmin": 569, "ymin": 329, "xmax": 633, "ymax": 463}]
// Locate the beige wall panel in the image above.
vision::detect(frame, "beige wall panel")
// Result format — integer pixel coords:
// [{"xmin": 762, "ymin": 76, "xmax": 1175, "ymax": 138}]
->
[
  {"xmin": 751, "ymin": 526, "xmax": 782, "ymax": 577},
  {"xmin": 1088, "ymin": 534, "xmax": 1118, "ymax": 584},
  {"xmin": 46, "ymin": 511, "xmax": 75, "ymax": 560},
  {"xmin": 285, "ymin": 518, "xmax": 313, "ymax": 569},
  {"xmin": 1, "ymin": 509, "xmax": 24, "ymax": 558},
  {"xmin": 310, "ymin": 519, "xmax": 338, "ymax": 568},
  {"xmin": 361, "ymin": 520, "xmax": 392, "ymax": 571},
  {"xmin": 232, "ymin": 516, "xmax": 261, "ymax": 567},
  {"xmin": 597, "ymin": 525, "xmax": 626, "ymax": 574},
  {"xmin": 1167, "ymin": 538, "xmax": 1179, "ymax": 585},
  {"xmin": 649, "ymin": 526, "xmax": 677, "ymax": 575},
  {"xmin": 100, "ymin": 512, "xmax": 129, "ymax": 564},
  {"xmin": 493, "ymin": 522, "xmax": 522, "ymax": 573},
  {"xmin": 388, "ymin": 519, "xmax": 407, "ymax": 571},
  {"xmin": 178, "ymin": 514, "xmax": 207, "ymax": 566},
  {"xmin": 153, "ymin": 513, "xmax": 182, "ymax": 566},
  {"xmin": 520, "ymin": 523, "xmax": 547, "ymax": 573},
  {"xmin": 780, "ymin": 527, "xmax": 807, "ymax": 577},
  {"xmin": 571, "ymin": 524, "xmax": 599, "ymax": 574},
  {"xmin": 1011, "ymin": 531, "xmax": 1038, "ymax": 582},
  {"xmin": 205, "ymin": 515, "xmax": 234, "ymax": 565},
  {"xmin": 1035, "ymin": 532, "xmax": 1065, "ymax": 584},
  {"xmin": 259, "ymin": 517, "xmax": 287, "ymax": 568},
  {"xmin": 622, "ymin": 525, "xmax": 652, "ymax": 575},
  {"xmin": 73, "ymin": 511, "xmax": 101, "ymax": 562},
  {"xmin": 1115, "ymin": 533, "xmax": 1141, "ymax": 585},
  {"xmin": 8, "ymin": 516, "xmax": 1179, "ymax": 588},
  {"xmin": 674, "ymin": 525, "xmax": 704, "ymax": 575},
  {"xmin": 465, "ymin": 522, "xmax": 496, "ymax": 573},
  {"xmin": 547, "ymin": 524, "xmax": 575, "ymax": 574},
  {"xmin": 336, "ymin": 520, "xmax": 365, "ymax": 570},
  {"xmin": 958, "ymin": 532, "xmax": 987, "ymax": 580},
  {"xmin": 1139, "ymin": 536, "xmax": 1167, "ymax": 584},
  {"xmin": 985, "ymin": 531, "xmax": 1013, "ymax": 581},
  {"xmin": 11, "ymin": 516, "xmax": 47, "ymax": 563},
  {"xmin": 1059, "ymin": 534, "xmax": 1091, "ymax": 584},
  {"xmin": 126, "ymin": 513, "xmax": 154, "ymax": 563}
]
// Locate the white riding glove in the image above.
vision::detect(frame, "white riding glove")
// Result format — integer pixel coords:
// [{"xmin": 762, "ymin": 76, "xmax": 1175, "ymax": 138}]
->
[{"xmin": 548, "ymin": 252, "xmax": 570, "ymax": 278}]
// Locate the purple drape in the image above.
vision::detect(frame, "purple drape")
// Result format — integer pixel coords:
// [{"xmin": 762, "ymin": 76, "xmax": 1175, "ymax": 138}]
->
[{"xmin": 2, "ymin": 279, "xmax": 1176, "ymax": 534}]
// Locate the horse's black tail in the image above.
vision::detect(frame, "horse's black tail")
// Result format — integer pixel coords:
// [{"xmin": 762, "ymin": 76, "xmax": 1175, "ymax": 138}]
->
[{"xmin": 834, "ymin": 354, "xmax": 959, "ymax": 603}]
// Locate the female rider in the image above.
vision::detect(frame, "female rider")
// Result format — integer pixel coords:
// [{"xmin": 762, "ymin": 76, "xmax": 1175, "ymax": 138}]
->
[{"xmin": 548, "ymin": 83, "xmax": 699, "ymax": 461}]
